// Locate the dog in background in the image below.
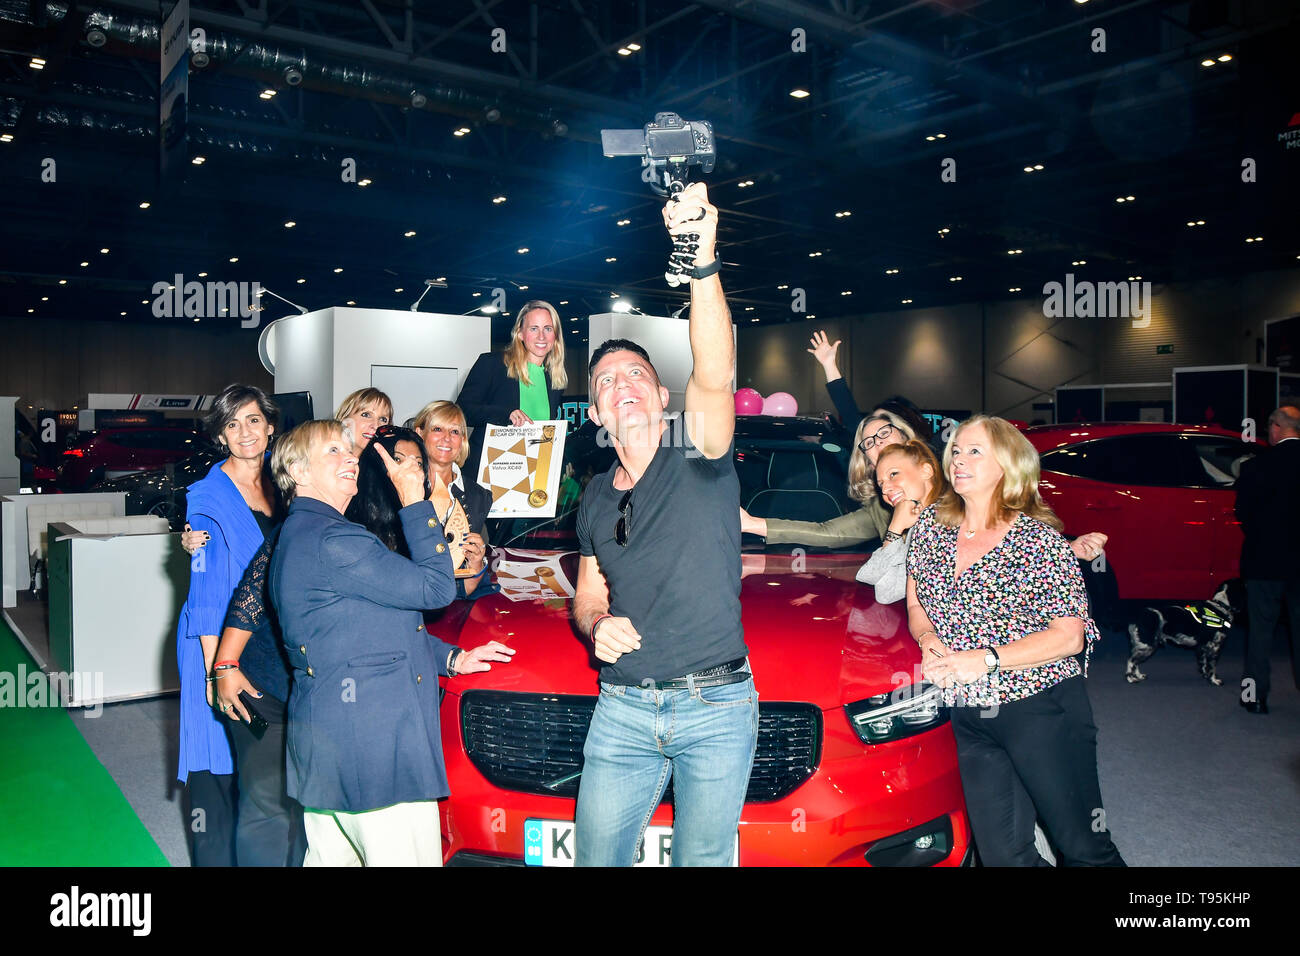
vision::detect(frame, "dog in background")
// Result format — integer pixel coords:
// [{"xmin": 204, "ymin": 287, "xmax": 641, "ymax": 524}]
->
[{"xmin": 1126, "ymin": 580, "xmax": 1245, "ymax": 686}]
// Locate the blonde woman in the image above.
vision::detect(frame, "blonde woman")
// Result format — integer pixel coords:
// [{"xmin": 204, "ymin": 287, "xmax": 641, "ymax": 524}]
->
[
  {"xmin": 413, "ymin": 401, "xmax": 493, "ymax": 598},
  {"xmin": 457, "ymin": 299, "xmax": 568, "ymax": 468},
  {"xmin": 335, "ymin": 388, "xmax": 393, "ymax": 451},
  {"xmin": 856, "ymin": 440, "xmax": 947, "ymax": 604},
  {"xmin": 905, "ymin": 415, "xmax": 1123, "ymax": 866},
  {"xmin": 740, "ymin": 409, "xmax": 915, "ymax": 547}
]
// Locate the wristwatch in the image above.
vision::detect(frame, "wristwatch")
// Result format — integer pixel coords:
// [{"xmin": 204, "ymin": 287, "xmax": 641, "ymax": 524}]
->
[{"xmin": 983, "ymin": 646, "xmax": 1000, "ymax": 675}]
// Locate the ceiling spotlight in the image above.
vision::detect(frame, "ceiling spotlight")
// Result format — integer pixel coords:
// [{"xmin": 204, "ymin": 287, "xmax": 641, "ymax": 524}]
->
[
  {"xmin": 333, "ymin": 266, "xmax": 343, "ymax": 272},
  {"xmin": 901, "ymin": 299, "xmax": 912, "ymax": 304},
  {"xmin": 492, "ymin": 195, "xmax": 507, "ymax": 204},
  {"xmin": 612, "ymin": 299, "xmax": 634, "ymax": 313},
  {"xmin": 617, "ymin": 47, "xmax": 632, "ymax": 56},
  {"xmin": 937, "ymin": 227, "xmax": 950, "ymax": 235},
  {"xmin": 1009, "ymin": 287, "xmax": 1022, "ymax": 292},
  {"xmin": 559, "ymin": 300, "xmax": 567, "ymax": 304},
  {"xmin": 410, "ymin": 91, "xmax": 428, "ymax": 109},
  {"xmin": 885, "ymin": 268, "xmax": 899, "ymax": 275},
  {"xmin": 834, "ymin": 210, "xmax": 852, "ymax": 218},
  {"xmin": 284, "ymin": 66, "xmax": 303, "ymax": 86},
  {"xmin": 100, "ymin": 247, "xmax": 109, "ymax": 254},
  {"xmin": 404, "ymin": 230, "xmax": 417, "ymax": 237},
  {"xmin": 296, "ymin": 278, "xmax": 306, "ymax": 284},
  {"xmin": 80, "ymin": 261, "xmax": 89, "ymax": 267},
  {"xmin": 347, "ymin": 300, "xmax": 356, "ymax": 305},
  {"xmin": 0, "ymin": 134, "xmax": 13, "ymax": 143},
  {"xmin": 395, "ymin": 288, "xmax": 403, "ymax": 293},
  {"xmin": 605, "ymin": 257, "xmax": 617, "ymax": 262},
  {"xmin": 1034, "ymin": 164, "xmax": 1043, "ymax": 170},
  {"xmin": 58, "ymin": 279, "xmax": 66, "ymax": 285},
  {"xmin": 808, "ymin": 251, "xmax": 822, "ymax": 257},
  {"xmin": 737, "ymin": 180, "xmax": 755, "ymax": 188},
  {"xmin": 472, "ymin": 292, "xmax": 481, "ymax": 297},
  {"xmin": 194, "ymin": 317, "xmax": 200, "ymax": 322},
  {"xmin": 517, "ymin": 247, "xmax": 529, "ymax": 254},
  {"xmin": 259, "ymin": 89, "xmax": 276, "ymax": 100},
  {"xmin": 949, "ymin": 276, "xmax": 962, "ymax": 281},
  {"xmin": 86, "ymin": 28, "xmax": 107, "ymax": 47},
  {"xmin": 284, "ymin": 220, "xmax": 296, "ymax": 228},
  {"xmin": 197, "ymin": 272, "xmax": 208, "ymax": 278},
  {"xmin": 139, "ymin": 201, "xmax": 151, "ymax": 209},
  {"xmin": 1128, "ymin": 275, "xmax": 1142, "ymax": 281},
  {"xmin": 627, "ymin": 43, "xmax": 641, "ymax": 51},
  {"xmin": 229, "ymin": 256, "xmax": 239, "ymax": 263},
  {"xmin": 120, "ymin": 311, "xmax": 126, "ymax": 316},
  {"xmin": 453, "ymin": 126, "xmax": 471, "ymax": 136},
  {"xmin": 1007, "ymin": 249, "xmax": 1022, "ymax": 255},
  {"xmin": 42, "ymin": 296, "xmax": 49, "ymax": 301},
  {"xmin": 29, "ymin": 57, "xmax": 46, "ymax": 71},
  {"xmin": 1072, "ymin": 259, "xmax": 1087, "ymax": 266},
  {"xmin": 191, "ymin": 155, "xmax": 206, "ymax": 165},
  {"xmin": 789, "ymin": 88, "xmax": 810, "ymax": 99},
  {"xmin": 616, "ymin": 218, "xmax": 631, "ymax": 226},
  {"xmin": 518, "ymin": 285, "xmax": 528, "ymax": 290},
  {"xmin": 840, "ymin": 291, "xmax": 852, "ymax": 296},
  {"xmin": 1217, "ymin": 53, "xmax": 1232, "ymax": 62},
  {"xmin": 1245, "ymin": 236, "xmax": 1263, "ymax": 242},
  {"xmin": 744, "ymin": 306, "xmax": 754, "ymax": 311},
  {"xmin": 358, "ymin": 178, "xmax": 372, "ymax": 187},
  {"xmin": 777, "ymin": 285, "xmax": 789, "ymax": 290}
]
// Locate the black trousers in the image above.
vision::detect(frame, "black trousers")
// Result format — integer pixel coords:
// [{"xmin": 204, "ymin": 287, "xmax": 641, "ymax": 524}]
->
[
  {"xmin": 950, "ymin": 676, "xmax": 1125, "ymax": 867},
  {"xmin": 229, "ymin": 692, "xmax": 306, "ymax": 867},
  {"xmin": 1242, "ymin": 578, "xmax": 1300, "ymax": 703},
  {"xmin": 185, "ymin": 769, "xmax": 237, "ymax": 867}
]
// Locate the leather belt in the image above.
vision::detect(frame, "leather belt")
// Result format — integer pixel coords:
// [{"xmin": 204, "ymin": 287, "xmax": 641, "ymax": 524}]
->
[{"xmin": 643, "ymin": 658, "xmax": 749, "ymax": 691}]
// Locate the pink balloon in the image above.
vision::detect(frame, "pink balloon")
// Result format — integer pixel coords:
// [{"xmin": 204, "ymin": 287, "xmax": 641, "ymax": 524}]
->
[
  {"xmin": 734, "ymin": 387, "xmax": 764, "ymax": 415},
  {"xmin": 762, "ymin": 392, "xmax": 798, "ymax": 417}
]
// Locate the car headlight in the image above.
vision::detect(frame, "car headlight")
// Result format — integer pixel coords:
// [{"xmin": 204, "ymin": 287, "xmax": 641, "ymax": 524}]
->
[{"xmin": 845, "ymin": 681, "xmax": 946, "ymax": 744}]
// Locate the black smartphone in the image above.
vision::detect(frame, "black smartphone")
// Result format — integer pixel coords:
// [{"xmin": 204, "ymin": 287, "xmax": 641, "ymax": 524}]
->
[{"xmin": 240, "ymin": 693, "xmax": 269, "ymax": 740}]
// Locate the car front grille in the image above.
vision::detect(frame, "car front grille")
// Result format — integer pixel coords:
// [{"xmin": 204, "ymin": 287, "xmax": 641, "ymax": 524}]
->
[{"xmin": 460, "ymin": 690, "xmax": 821, "ymax": 803}]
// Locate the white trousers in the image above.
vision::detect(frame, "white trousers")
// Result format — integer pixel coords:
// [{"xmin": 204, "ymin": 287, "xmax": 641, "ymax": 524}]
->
[{"xmin": 303, "ymin": 801, "xmax": 444, "ymax": 867}]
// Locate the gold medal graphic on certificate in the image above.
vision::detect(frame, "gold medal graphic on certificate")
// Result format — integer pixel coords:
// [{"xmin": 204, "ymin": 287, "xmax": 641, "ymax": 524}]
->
[{"xmin": 528, "ymin": 425, "xmax": 556, "ymax": 508}]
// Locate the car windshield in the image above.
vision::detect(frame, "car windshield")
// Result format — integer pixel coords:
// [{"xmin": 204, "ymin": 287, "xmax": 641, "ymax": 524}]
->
[{"xmin": 486, "ymin": 416, "xmax": 865, "ymax": 554}]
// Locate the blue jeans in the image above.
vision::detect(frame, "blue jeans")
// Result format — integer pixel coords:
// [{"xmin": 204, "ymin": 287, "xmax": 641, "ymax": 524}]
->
[{"xmin": 574, "ymin": 672, "xmax": 759, "ymax": 867}]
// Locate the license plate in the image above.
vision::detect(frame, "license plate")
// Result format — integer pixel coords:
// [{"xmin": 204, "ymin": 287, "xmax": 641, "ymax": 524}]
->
[{"xmin": 523, "ymin": 818, "xmax": 738, "ymax": 867}]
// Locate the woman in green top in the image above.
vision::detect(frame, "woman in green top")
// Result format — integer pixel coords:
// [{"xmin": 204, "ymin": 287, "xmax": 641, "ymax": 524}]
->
[
  {"xmin": 457, "ymin": 299, "xmax": 569, "ymax": 469},
  {"xmin": 741, "ymin": 409, "xmax": 916, "ymax": 548}
]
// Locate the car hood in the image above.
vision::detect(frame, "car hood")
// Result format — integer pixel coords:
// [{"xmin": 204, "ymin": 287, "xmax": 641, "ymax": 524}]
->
[{"xmin": 427, "ymin": 549, "xmax": 921, "ymax": 710}]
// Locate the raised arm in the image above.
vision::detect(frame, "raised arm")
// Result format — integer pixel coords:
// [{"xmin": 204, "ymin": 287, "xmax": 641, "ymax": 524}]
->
[{"xmin": 670, "ymin": 182, "xmax": 734, "ymax": 460}]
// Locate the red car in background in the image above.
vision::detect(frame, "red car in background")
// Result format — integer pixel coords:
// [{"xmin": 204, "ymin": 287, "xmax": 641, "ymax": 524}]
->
[
  {"xmin": 57, "ymin": 426, "xmax": 209, "ymax": 491},
  {"xmin": 1023, "ymin": 423, "xmax": 1263, "ymax": 601},
  {"xmin": 430, "ymin": 419, "xmax": 972, "ymax": 867}
]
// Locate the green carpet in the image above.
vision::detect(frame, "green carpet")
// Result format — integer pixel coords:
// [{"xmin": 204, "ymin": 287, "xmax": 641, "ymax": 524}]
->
[{"xmin": 0, "ymin": 619, "xmax": 168, "ymax": 866}]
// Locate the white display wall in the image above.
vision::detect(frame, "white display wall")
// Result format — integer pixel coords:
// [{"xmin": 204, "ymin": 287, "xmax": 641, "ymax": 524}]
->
[{"xmin": 267, "ymin": 308, "xmax": 492, "ymax": 424}]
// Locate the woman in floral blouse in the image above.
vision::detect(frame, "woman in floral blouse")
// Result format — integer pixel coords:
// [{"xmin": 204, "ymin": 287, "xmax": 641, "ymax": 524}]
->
[{"xmin": 905, "ymin": 415, "xmax": 1123, "ymax": 866}]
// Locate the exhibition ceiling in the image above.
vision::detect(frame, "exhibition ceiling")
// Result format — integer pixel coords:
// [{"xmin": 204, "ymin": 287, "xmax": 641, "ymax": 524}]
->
[{"xmin": 0, "ymin": 0, "xmax": 1296, "ymax": 328}]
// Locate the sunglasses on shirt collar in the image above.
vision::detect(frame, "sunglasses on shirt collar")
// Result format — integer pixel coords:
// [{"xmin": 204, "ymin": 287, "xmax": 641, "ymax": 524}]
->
[{"xmin": 615, "ymin": 488, "xmax": 633, "ymax": 547}]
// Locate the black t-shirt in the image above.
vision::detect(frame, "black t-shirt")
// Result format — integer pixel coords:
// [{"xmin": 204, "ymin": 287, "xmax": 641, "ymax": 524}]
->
[{"xmin": 576, "ymin": 420, "xmax": 747, "ymax": 684}]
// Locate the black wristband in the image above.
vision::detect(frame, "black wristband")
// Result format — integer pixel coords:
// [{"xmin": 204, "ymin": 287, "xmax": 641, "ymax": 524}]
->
[{"xmin": 687, "ymin": 259, "xmax": 721, "ymax": 280}]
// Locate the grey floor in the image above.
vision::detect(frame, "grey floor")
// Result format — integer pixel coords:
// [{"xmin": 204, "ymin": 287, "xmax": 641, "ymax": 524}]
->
[{"xmin": 68, "ymin": 631, "xmax": 1299, "ymax": 867}]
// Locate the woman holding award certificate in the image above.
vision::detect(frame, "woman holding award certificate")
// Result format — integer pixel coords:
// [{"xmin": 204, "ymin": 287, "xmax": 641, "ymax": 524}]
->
[{"xmin": 457, "ymin": 300, "xmax": 568, "ymax": 470}]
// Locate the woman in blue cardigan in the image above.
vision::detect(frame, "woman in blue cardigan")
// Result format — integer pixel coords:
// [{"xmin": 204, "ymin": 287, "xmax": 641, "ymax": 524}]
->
[{"xmin": 176, "ymin": 384, "xmax": 280, "ymax": 866}]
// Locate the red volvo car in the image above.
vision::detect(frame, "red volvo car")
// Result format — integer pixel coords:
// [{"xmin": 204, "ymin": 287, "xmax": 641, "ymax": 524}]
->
[
  {"xmin": 431, "ymin": 418, "xmax": 972, "ymax": 867},
  {"xmin": 57, "ymin": 426, "xmax": 209, "ymax": 491},
  {"xmin": 1023, "ymin": 422, "xmax": 1262, "ymax": 601}
]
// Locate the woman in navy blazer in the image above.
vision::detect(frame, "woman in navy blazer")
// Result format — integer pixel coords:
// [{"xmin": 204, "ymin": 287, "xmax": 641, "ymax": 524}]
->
[
  {"xmin": 457, "ymin": 299, "xmax": 568, "ymax": 473},
  {"xmin": 268, "ymin": 419, "xmax": 514, "ymax": 866}
]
